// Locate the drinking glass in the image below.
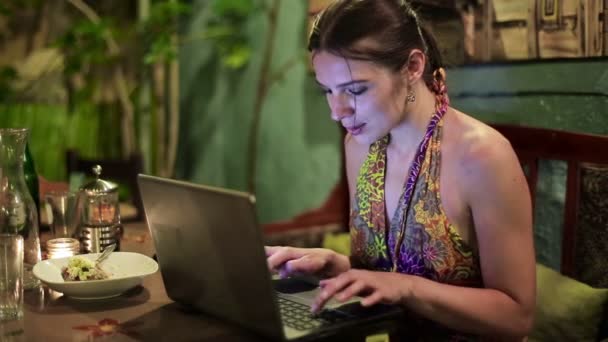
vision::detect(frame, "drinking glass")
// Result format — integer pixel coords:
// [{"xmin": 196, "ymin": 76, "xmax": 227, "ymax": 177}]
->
[
  {"xmin": 0, "ymin": 234, "xmax": 24, "ymax": 321},
  {"xmin": 44, "ymin": 191, "xmax": 79, "ymax": 238}
]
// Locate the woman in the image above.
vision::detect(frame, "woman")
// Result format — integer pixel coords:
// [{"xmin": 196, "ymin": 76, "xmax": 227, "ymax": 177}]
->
[{"xmin": 266, "ymin": 0, "xmax": 535, "ymax": 340}]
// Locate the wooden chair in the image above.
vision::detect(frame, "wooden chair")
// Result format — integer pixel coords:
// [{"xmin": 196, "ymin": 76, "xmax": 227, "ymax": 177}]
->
[
  {"xmin": 262, "ymin": 178, "xmax": 349, "ymax": 235},
  {"xmin": 38, "ymin": 175, "xmax": 70, "ymax": 199},
  {"xmin": 491, "ymin": 123, "xmax": 608, "ymax": 280},
  {"xmin": 66, "ymin": 150, "xmax": 145, "ymax": 222}
]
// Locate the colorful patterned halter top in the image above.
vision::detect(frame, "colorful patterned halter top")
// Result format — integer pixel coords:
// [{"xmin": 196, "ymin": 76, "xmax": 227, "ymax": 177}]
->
[{"xmin": 349, "ymin": 111, "xmax": 482, "ymax": 287}]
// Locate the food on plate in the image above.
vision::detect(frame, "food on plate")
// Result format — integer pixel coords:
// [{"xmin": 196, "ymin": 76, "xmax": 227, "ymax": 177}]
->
[{"xmin": 61, "ymin": 256, "xmax": 110, "ymax": 281}]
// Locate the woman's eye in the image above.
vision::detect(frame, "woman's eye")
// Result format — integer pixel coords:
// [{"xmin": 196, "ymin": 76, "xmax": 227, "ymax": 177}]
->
[{"xmin": 347, "ymin": 87, "xmax": 367, "ymax": 96}]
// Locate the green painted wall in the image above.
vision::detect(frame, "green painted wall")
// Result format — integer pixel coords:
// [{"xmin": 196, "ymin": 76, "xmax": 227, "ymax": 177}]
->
[
  {"xmin": 177, "ymin": 0, "xmax": 341, "ymax": 224},
  {"xmin": 449, "ymin": 59, "xmax": 608, "ymax": 134}
]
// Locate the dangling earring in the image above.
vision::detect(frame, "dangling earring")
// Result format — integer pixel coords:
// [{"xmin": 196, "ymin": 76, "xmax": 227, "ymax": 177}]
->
[{"xmin": 406, "ymin": 89, "xmax": 416, "ymax": 103}]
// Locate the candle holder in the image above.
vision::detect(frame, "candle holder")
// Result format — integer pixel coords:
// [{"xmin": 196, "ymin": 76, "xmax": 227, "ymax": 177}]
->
[{"xmin": 46, "ymin": 238, "xmax": 80, "ymax": 259}]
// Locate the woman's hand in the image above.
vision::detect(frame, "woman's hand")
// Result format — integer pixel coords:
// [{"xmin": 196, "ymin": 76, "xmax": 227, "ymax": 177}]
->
[
  {"xmin": 311, "ymin": 269, "xmax": 411, "ymax": 313},
  {"xmin": 265, "ymin": 246, "xmax": 350, "ymax": 279}
]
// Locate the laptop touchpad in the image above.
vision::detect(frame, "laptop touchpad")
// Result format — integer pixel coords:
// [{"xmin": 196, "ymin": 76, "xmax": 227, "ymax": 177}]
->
[
  {"xmin": 274, "ymin": 276, "xmax": 361, "ymax": 309},
  {"xmin": 274, "ymin": 276, "xmax": 318, "ymax": 294}
]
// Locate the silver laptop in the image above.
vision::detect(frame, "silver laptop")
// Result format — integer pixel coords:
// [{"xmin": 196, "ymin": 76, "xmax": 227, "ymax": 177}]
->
[{"xmin": 137, "ymin": 174, "xmax": 401, "ymax": 341}]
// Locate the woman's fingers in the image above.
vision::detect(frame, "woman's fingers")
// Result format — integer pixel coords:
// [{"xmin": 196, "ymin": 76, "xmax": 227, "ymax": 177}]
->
[
  {"xmin": 335, "ymin": 280, "xmax": 366, "ymax": 302},
  {"xmin": 311, "ymin": 272, "xmax": 355, "ymax": 312},
  {"xmin": 360, "ymin": 291, "xmax": 383, "ymax": 307},
  {"xmin": 264, "ymin": 246, "xmax": 279, "ymax": 256},
  {"xmin": 266, "ymin": 247, "xmax": 328, "ymax": 278},
  {"xmin": 266, "ymin": 247, "xmax": 302, "ymax": 270},
  {"xmin": 282, "ymin": 255, "xmax": 327, "ymax": 278},
  {"xmin": 297, "ymin": 254, "xmax": 327, "ymax": 272}
]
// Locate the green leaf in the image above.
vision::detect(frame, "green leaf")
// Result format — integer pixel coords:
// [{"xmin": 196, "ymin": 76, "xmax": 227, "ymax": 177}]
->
[
  {"xmin": 222, "ymin": 44, "xmax": 251, "ymax": 69},
  {"xmin": 202, "ymin": 24, "xmax": 237, "ymax": 39},
  {"xmin": 0, "ymin": 3, "xmax": 11, "ymax": 16},
  {"xmin": 144, "ymin": 35, "xmax": 177, "ymax": 64},
  {"xmin": 211, "ymin": 0, "xmax": 254, "ymax": 17},
  {"xmin": 0, "ymin": 66, "xmax": 17, "ymax": 80},
  {"xmin": 146, "ymin": 1, "xmax": 190, "ymax": 28}
]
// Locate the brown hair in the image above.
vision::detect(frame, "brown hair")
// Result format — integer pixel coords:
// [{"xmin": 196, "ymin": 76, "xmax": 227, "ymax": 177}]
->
[{"xmin": 308, "ymin": 0, "xmax": 447, "ymax": 100}]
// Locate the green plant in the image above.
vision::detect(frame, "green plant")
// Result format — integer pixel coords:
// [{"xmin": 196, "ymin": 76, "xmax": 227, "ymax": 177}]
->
[
  {"xmin": 54, "ymin": 0, "xmax": 258, "ymax": 177},
  {"xmin": 205, "ymin": 0, "xmax": 256, "ymax": 69},
  {"xmin": 0, "ymin": 0, "xmax": 263, "ymax": 180},
  {"xmin": 0, "ymin": 66, "xmax": 17, "ymax": 102},
  {"xmin": 246, "ymin": 0, "xmax": 306, "ymax": 194},
  {"xmin": 141, "ymin": 1, "xmax": 190, "ymax": 65}
]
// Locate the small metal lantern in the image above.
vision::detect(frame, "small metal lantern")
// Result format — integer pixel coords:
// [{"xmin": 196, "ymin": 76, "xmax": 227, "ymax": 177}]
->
[{"xmin": 78, "ymin": 165, "xmax": 121, "ymax": 253}]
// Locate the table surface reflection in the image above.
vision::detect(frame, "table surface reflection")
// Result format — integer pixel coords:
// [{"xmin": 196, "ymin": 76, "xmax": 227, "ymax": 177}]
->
[{"xmin": 0, "ymin": 222, "xmax": 267, "ymax": 342}]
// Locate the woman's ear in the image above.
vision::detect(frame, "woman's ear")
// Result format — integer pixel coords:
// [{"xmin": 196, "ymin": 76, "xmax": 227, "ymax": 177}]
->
[{"xmin": 401, "ymin": 49, "xmax": 426, "ymax": 84}]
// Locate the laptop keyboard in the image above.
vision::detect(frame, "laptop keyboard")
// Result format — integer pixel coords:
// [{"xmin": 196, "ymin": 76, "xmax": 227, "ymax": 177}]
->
[{"xmin": 277, "ymin": 297, "xmax": 353, "ymax": 331}]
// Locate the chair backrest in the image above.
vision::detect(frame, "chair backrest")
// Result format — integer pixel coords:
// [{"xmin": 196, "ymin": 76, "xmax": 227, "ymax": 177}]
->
[
  {"xmin": 491, "ymin": 124, "xmax": 608, "ymax": 279},
  {"xmin": 66, "ymin": 150, "xmax": 145, "ymax": 222}
]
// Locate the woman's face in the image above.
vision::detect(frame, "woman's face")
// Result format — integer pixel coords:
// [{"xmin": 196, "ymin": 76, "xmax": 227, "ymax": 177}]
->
[{"xmin": 312, "ymin": 50, "xmax": 409, "ymax": 145}]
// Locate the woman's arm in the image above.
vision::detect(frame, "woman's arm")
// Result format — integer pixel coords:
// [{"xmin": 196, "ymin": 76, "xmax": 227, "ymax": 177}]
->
[{"xmin": 402, "ymin": 131, "xmax": 535, "ymax": 339}]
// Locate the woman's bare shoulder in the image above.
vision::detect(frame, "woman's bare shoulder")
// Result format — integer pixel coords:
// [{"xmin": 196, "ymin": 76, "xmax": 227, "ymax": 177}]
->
[
  {"xmin": 445, "ymin": 109, "xmax": 514, "ymax": 168},
  {"xmin": 446, "ymin": 109, "xmax": 530, "ymax": 223}
]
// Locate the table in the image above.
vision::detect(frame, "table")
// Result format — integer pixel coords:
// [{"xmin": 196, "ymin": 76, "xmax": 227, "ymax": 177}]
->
[
  {"xmin": 1, "ymin": 223, "xmax": 403, "ymax": 342},
  {"xmin": 1, "ymin": 223, "xmax": 271, "ymax": 342}
]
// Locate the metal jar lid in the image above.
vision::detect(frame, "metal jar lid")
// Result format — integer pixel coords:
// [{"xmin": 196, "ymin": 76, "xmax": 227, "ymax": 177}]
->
[{"xmin": 80, "ymin": 165, "xmax": 118, "ymax": 195}]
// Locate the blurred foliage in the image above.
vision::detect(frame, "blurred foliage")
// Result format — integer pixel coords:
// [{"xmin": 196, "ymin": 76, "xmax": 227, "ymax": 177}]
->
[
  {"xmin": 0, "ymin": 3, "xmax": 10, "ymax": 16},
  {"xmin": 0, "ymin": 0, "xmax": 44, "ymax": 13},
  {"xmin": 203, "ymin": 0, "xmax": 258, "ymax": 69},
  {"xmin": 55, "ymin": 20, "xmax": 112, "ymax": 75},
  {"xmin": 0, "ymin": 0, "xmax": 260, "ymax": 179},
  {"xmin": 212, "ymin": 0, "xmax": 255, "ymax": 17},
  {"xmin": 53, "ymin": 0, "xmax": 260, "ymax": 102},
  {"xmin": 140, "ymin": 0, "xmax": 259, "ymax": 69},
  {"xmin": 1, "ymin": 0, "xmax": 258, "ymax": 105},
  {"xmin": 0, "ymin": 103, "xmax": 101, "ymax": 181},
  {"xmin": 54, "ymin": 19, "xmax": 115, "ymax": 107},
  {"xmin": 0, "ymin": 66, "xmax": 17, "ymax": 102},
  {"xmin": 141, "ymin": 1, "xmax": 190, "ymax": 64}
]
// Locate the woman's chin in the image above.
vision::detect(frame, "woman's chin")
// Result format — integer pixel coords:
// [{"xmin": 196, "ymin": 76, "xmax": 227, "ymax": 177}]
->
[{"xmin": 351, "ymin": 132, "xmax": 380, "ymax": 145}]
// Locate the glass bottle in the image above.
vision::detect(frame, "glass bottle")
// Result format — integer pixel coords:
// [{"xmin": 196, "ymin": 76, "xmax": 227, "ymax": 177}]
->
[
  {"xmin": 0, "ymin": 128, "xmax": 41, "ymax": 289},
  {"xmin": 24, "ymin": 143, "xmax": 40, "ymax": 226}
]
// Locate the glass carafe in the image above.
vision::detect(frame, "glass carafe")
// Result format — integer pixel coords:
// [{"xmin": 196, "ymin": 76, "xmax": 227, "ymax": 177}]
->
[{"xmin": 0, "ymin": 128, "xmax": 41, "ymax": 289}]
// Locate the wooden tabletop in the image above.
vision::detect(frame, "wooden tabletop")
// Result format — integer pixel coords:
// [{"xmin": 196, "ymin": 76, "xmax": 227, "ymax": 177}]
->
[
  {"xmin": 1, "ymin": 223, "xmax": 404, "ymax": 342},
  {"xmin": 0, "ymin": 222, "xmax": 266, "ymax": 342}
]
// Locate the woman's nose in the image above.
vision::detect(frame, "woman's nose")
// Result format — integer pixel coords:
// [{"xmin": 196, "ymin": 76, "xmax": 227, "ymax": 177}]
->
[{"xmin": 329, "ymin": 93, "xmax": 354, "ymax": 121}]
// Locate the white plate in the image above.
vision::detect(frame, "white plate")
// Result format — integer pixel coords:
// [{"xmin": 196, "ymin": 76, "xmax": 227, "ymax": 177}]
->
[{"xmin": 33, "ymin": 252, "xmax": 158, "ymax": 300}]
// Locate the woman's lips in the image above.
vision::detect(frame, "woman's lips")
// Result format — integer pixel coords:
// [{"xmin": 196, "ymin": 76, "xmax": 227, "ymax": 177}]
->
[{"xmin": 345, "ymin": 123, "xmax": 365, "ymax": 136}]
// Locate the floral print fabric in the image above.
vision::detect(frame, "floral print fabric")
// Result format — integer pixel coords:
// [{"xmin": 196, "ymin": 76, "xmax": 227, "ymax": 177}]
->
[{"xmin": 349, "ymin": 119, "xmax": 482, "ymax": 287}]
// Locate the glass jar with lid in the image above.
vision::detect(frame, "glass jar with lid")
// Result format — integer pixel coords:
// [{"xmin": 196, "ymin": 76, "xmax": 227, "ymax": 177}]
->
[{"xmin": 77, "ymin": 165, "xmax": 121, "ymax": 253}]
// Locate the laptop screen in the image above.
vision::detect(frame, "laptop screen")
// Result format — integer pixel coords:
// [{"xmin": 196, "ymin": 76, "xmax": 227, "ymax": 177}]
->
[{"xmin": 137, "ymin": 174, "xmax": 284, "ymax": 340}]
